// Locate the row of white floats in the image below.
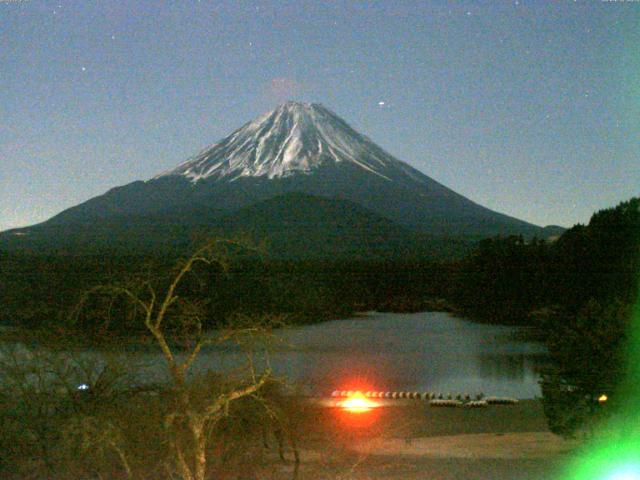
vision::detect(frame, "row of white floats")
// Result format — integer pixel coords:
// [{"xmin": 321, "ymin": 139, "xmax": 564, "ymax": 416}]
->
[{"xmin": 330, "ymin": 390, "xmax": 518, "ymax": 407}]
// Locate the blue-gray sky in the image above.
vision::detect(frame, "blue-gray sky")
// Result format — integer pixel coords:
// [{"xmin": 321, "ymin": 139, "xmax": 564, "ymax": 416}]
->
[{"xmin": 1, "ymin": 0, "xmax": 638, "ymax": 232}]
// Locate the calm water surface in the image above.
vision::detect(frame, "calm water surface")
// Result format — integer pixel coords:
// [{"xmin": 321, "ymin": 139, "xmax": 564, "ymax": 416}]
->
[
  {"xmin": 197, "ymin": 311, "xmax": 547, "ymax": 399},
  {"xmin": 2, "ymin": 312, "xmax": 546, "ymax": 399}
]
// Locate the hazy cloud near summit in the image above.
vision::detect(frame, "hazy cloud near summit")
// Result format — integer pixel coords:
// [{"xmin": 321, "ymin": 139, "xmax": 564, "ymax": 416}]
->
[{"xmin": 265, "ymin": 77, "xmax": 304, "ymax": 105}]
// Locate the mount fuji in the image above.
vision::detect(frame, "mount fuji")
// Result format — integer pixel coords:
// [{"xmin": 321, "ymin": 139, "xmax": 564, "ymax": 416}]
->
[
  {"xmin": 155, "ymin": 101, "xmax": 424, "ymax": 183},
  {"xmin": 1, "ymin": 102, "xmax": 562, "ymax": 257}
]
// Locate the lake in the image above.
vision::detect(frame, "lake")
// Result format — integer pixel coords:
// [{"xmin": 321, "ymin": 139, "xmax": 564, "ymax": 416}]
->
[
  {"xmin": 1, "ymin": 312, "xmax": 547, "ymax": 399},
  {"xmin": 194, "ymin": 311, "xmax": 547, "ymax": 399}
]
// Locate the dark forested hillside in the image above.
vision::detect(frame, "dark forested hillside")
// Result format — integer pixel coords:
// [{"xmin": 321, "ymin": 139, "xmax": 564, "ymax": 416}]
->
[
  {"xmin": 0, "ymin": 251, "xmax": 454, "ymax": 335},
  {"xmin": 451, "ymin": 197, "xmax": 639, "ymax": 325},
  {"xmin": 0, "ymin": 193, "xmax": 475, "ymax": 261},
  {"xmin": 2, "ymin": 198, "xmax": 636, "ymax": 336}
]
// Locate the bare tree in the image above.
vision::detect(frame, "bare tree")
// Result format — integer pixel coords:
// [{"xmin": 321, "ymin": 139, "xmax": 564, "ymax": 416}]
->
[{"xmin": 74, "ymin": 238, "xmax": 280, "ymax": 480}]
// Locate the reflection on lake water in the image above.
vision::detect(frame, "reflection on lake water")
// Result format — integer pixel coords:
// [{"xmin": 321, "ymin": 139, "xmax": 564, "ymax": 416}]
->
[
  {"xmin": 197, "ymin": 311, "xmax": 547, "ymax": 399},
  {"xmin": 1, "ymin": 312, "xmax": 547, "ymax": 399}
]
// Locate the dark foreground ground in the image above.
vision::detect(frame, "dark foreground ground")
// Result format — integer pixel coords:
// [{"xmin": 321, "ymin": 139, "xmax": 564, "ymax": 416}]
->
[{"xmin": 258, "ymin": 399, "xmax": 577, "ymax": 480}]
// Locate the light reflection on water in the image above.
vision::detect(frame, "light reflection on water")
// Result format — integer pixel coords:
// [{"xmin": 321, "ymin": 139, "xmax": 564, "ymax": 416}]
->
[
  {"xmin": 195, "ymin": 311, "xmax": 547, "ymax": 399},
  {"xmin": 1, "ymin": 312, "xmax": 547, "ymax": 399}
]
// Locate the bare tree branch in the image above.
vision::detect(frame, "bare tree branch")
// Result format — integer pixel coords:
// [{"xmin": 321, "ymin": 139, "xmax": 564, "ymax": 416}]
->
[{"xmin": 69, "ymin": 237, "xmax": 275, "ymax": 480}]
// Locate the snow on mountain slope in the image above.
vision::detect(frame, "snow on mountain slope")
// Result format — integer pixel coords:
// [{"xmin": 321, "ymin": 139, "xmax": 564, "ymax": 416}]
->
[
  {"xmin": 3, "ymin": 101, "xmax": 548, "ymax": 244},
  {"xmin": 156, "ymin": 102, "xmax": 421, "ymax": 183}
]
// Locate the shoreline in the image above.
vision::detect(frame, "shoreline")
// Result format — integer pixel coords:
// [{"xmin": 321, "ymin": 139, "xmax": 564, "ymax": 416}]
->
[{"xmin": 282, "ymin": 397, "xmax": 575, "ymax": 479}]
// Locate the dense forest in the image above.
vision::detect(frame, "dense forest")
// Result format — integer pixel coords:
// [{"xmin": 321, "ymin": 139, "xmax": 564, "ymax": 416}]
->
[
  {"xmin": 0, "ymin": 252, "xmax": 454, "ymax": 336},
  {"xmin": 452, "ymin": 197, "xmax": 639, "ymax": 325},
  {"xmin": 1, "ymin": 198, "xmax": 637, "ymax": 334}
]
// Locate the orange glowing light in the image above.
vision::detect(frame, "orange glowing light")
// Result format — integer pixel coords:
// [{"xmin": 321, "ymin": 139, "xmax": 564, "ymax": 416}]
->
[
  {"xmin": 339, "ymin": 391, "xmax": 377, "ymax": 413},
  {"xmin": 599, "ymin": 394, "xmax": 608, "ymax": 403}
]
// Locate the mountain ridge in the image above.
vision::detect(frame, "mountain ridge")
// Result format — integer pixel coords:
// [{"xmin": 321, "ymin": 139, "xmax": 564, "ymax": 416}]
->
[{"xmin": 1, "ymin": 102, "xmax": 563, "ymax": 256}]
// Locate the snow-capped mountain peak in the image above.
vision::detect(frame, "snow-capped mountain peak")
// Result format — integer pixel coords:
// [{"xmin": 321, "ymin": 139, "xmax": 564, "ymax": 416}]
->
[
  {"xmin": 156, "ymin": 102, "xmax": 398, "ymax": 182},
  {"xmin": 6, "ymin": 101, "xmax": 547, "ymax": 243}
]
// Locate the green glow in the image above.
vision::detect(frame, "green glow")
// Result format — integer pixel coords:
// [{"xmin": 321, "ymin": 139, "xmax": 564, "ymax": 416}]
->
[
  {"xmin": 560, "ymin": 289, "xmax": 640, "ymax": 480},
  {"xmin": 562, "ymin": 440, "xmax": 640, "ymax": 480}
]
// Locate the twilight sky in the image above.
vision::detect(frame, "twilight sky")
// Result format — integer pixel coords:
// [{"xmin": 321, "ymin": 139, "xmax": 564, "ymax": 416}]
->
[{"xmin": 1, "ymin": 0, "xmax": 638, "ymax": 232}]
